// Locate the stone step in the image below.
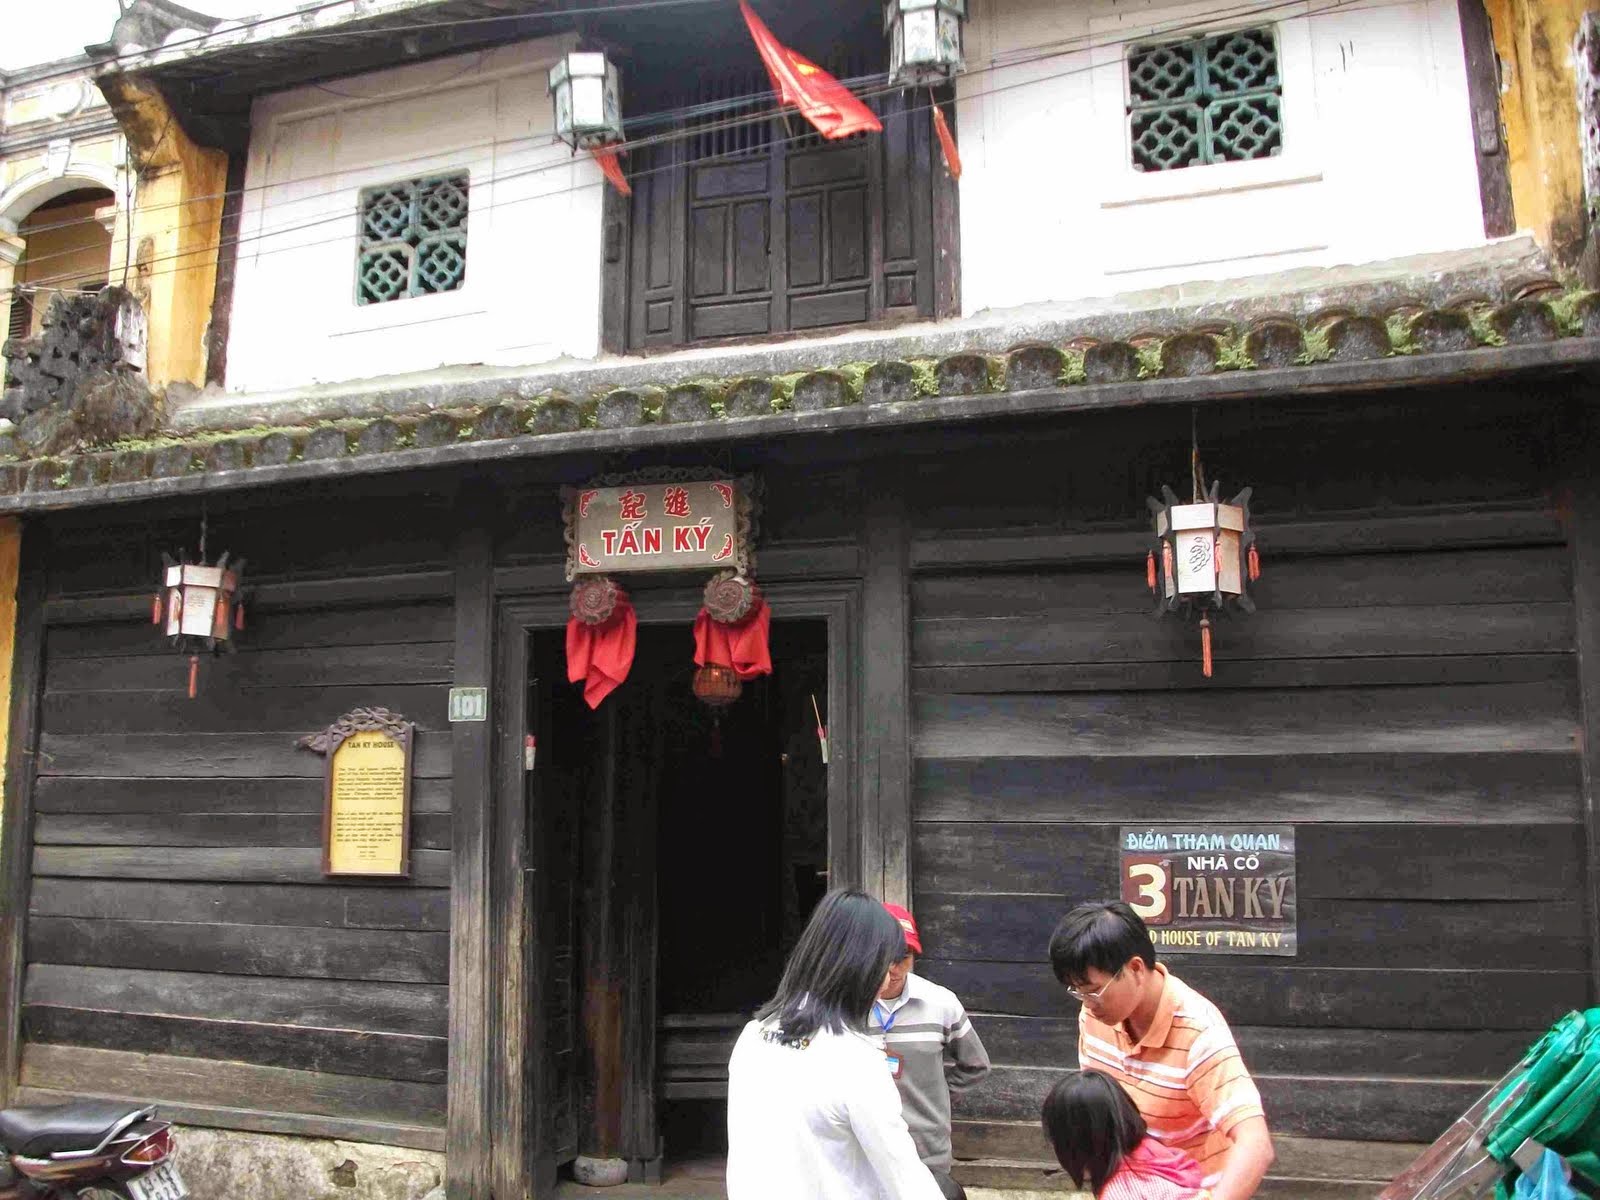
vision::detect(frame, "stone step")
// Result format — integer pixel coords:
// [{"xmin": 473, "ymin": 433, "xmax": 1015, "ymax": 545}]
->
[{"xmin": 955, "ymin": 1158, "xmax": 1392, "ymax": 1198}]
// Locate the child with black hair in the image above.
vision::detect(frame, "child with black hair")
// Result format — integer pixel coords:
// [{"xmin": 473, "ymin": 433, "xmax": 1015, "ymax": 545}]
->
[{"xmin": 1041, "ymin": 1070, "xmax": 1210, "ymax": 1200}]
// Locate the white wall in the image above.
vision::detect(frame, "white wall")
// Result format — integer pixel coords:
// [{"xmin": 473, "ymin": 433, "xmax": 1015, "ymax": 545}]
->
[
  {"xmin": 225, "ymin": 38, "xmax": 604, "ymax": 392},
  {"xmin": 957, "ymin": 0, "xmax": 1488, "ymax": 314}
]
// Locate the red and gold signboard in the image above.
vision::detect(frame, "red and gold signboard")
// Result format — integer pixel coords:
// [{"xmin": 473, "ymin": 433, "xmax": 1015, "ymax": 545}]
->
[{"xmin": 567, "ymin": 479, "xmax": 747, "ymax": 576}]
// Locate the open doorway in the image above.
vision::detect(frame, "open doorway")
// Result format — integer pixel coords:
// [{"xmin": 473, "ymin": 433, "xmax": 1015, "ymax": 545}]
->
[{"xmin": 528, "ymin": 615, "xmax": 829, "ymax": 1186}]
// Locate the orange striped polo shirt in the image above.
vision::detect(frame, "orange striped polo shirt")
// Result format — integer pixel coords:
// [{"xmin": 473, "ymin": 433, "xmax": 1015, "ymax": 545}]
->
[{"xmin": 1077, "ymin": 964, "xmax": 1265, "ymax": 1187}]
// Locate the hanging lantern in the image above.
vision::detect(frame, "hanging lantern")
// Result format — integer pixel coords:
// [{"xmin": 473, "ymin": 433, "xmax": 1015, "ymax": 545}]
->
[
  {"xmin": 152, "ymin": 526, "xmax": 244, "ymax": 699},
  {"xmin": 548, "ymin": 50, "xmax": 623, "ymax": 148},
  {"xmin": 886, "ymin": 0, "xmax": 967, "ymax": 86},
  {"xmin": 1146, "ymin": 477, "xmax": 1258, "ymax": 679},
  {"xmin": 693, "ymin": 664, "xmax": 743, "ymax": 708}
]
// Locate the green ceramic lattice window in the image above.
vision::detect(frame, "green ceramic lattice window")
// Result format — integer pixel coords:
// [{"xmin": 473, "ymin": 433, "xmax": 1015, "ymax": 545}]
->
[
  {"xmin": 356, "ymin": 172, "xmax": 469, "ymax": 305},
  {"xmin": 1127, "ymin": 27, "xmax": 1282, "ymax": 172}
]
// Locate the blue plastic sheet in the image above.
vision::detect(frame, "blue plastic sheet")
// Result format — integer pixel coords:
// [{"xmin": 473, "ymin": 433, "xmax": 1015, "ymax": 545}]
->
[{"xmin": 1512, "ymin": 1151, "xmax": 1582, "ymax": 1200}]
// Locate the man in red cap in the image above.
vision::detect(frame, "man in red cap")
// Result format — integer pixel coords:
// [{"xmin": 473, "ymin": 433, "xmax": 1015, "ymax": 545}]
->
[{"xmin": 872, "ymin": 902, "xmax": 992, "ymax": 1200}]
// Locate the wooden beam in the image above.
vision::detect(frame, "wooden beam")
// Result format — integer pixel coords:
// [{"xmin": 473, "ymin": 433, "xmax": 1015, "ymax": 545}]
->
[
  {"xmin": 1456, "ymin": 0, "xmax": 1517, "ymax": 237},
  {"xmin": 910, "ymin": 506, "xmax": 1563, "ymax": 570},
  {"xmin": 1564, "ymin": 404, "xmax": 1600, "ymax": 1001},
  {"xmin": 446, "ymin": 496, "xmax": 496, "ymax": 1199},
  {"xmin": 491, "ymin": 603, "xmax": 532, "ymax": 1200},
  {"xmin": 0, "ymin": 524, "xmax": 44, "ymax": 1106},
  {"xmin": 204, "ymin": 147, "xmax": 249, "ymax": 386},
  {"xmin": 599, "ymin": 171, "xmax": 631, "ymax": 356},
  {"xmin": 861, "ymin": 478, "xmax": 911, "ymax": 904}
]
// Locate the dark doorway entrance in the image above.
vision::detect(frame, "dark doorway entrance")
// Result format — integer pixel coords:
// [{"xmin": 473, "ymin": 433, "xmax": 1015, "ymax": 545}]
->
[{"xmin": 528, "ymin": 616, "xmax": 829, "ymax": 1186}]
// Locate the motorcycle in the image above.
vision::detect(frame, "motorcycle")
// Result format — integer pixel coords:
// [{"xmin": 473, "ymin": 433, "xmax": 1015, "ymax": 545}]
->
[{"xmin": 0, "ymin": 1101, "xmax": 185, "ymax": 1200}]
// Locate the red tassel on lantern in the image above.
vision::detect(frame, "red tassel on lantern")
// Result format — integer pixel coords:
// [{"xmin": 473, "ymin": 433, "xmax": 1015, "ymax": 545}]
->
[
  {"xmin": 1162, "ymin": 542, "xmax": 1174, "ymax": 592},
  {"xmin": 1199, "ymin": 615, "xmax": 1213, "ymax": 679},
  {"xmin": 187, "ymin": 654, "xmax": 200, "ymax": 699},
  {"xmin": 1249, "ymin": 543, "xmax": 1261, "ymax": 582},
  {"xmin": 151, "ymin": 595, "xmax": 163, "ymax": 625},
  {"xmin": 235, "ymin": 602, "xmax": 246, "ymax": 631},
  {"xmin": 1146, "ymin": 550, "xmax": 1156, "ymax": 593}
]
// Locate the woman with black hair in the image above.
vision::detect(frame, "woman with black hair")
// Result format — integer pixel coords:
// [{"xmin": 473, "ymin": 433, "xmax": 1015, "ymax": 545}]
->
[
  {"xmin": 727, "ymin": 888, "xmax": 944, "ymax": 1200},
  {"xmin": 1041, "ymin": 1069, "xmax": 1208, "ymax": 1200}
]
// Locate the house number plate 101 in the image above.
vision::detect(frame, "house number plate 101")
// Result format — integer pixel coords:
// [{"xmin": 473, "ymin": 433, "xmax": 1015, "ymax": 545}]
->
[{"xmin": 449, "ymin": 687, "xmax": 489, "ymax": 722}]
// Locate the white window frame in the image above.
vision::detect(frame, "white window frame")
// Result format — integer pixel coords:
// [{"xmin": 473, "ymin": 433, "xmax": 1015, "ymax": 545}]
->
[{"xmin": 1090, "ymin": 0, "xmax": 1324, "ymax": 209}]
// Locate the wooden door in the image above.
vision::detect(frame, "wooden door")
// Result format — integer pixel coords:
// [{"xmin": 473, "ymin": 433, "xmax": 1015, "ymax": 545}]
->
[
  {"xmin": 625, "ymin": 89, "xmax": 940, "ymax": 349},
  {"xmin": 527, "ymin": 657, "xmax": 582, "ymax": 1191}
]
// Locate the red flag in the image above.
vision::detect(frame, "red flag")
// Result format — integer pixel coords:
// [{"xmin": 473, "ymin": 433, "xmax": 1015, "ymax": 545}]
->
[
  {"xmin": 739, "ymin": 0, "xmax": 881, "ymax": 140},
  {"xmin": 931, "ymin": 100, "xmax": 962, "ymax": 179},
  {"xmin": 590, "ymin": 147, "xmax": 632, "ymax": 196}
]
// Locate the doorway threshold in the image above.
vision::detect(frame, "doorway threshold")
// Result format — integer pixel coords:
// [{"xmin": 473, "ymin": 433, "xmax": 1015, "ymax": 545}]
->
[{"xmin": 554, "ymin": 1158, "xmax": 728, "ymax": 1200}]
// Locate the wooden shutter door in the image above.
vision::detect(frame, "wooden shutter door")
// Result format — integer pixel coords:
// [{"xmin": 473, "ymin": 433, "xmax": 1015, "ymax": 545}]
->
[
  {"xmin": 687, "ymin": 153, "xmax": 777, "ymax": 341},
  {"xmin": 784, "ymin": 139, "xmax": 873, "ymax": 330},
  {"xmin": 873, "ymin": 91, "xmax": 937, "ymax": 322},
  {"xmin": 627, "ymin": 141, "xmax": 687, "ymax": 351}
]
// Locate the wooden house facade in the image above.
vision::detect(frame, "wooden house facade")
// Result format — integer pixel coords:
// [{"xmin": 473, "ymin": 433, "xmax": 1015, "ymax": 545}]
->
[{"xmin": 0, "ymin": 339, "xmax": 1598, "ymax": 1196}]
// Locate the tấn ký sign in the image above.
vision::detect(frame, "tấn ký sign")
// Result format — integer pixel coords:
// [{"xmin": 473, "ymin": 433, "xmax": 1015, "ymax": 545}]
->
[
  {"xmin": 569, "ymin": 480, "xmax": 743, "ymax": 575},
  {"xmin": 1120, "ymin": 825, "xmax": 1296, "ymax": 955}
]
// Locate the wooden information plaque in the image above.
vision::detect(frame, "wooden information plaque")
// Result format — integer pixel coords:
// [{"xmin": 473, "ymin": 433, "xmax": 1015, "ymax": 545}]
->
[{"xmin": 298, "ymin": 708, "xmax": 414, "ymax": 878}]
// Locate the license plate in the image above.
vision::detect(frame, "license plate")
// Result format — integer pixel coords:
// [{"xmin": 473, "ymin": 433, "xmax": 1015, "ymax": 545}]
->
[{"xmin": 127, "ymin": 1161, "xmax": 188, "ymax": 1200}]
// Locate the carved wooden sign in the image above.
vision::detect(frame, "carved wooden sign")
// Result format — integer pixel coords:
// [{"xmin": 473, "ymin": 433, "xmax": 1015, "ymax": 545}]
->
[
  {"xmin": 298, "ymin": 708, "xmax": 414, "ymax": 878},
  {"xmin": 564, "ymin": 478, "xmax": 754, "ymax": 578}
]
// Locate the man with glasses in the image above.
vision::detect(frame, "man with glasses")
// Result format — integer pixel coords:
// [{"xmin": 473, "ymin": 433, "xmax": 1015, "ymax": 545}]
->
[{"xmin": 1047, "ymin": 901, "xmax": 1275, "ymax": 1200}]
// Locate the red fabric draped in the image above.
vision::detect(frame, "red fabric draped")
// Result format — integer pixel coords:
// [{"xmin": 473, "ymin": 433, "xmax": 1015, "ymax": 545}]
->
[
  {"xmin": 590, "ymin": 147, "xmax": 632, "ymax": 196},
  {"xmin": 738, "ymin": 0, "xmax": 882, "ymax": 141},
  {"xmin": 694, "ymin": 599, "xmax": 772, "ymax": 679},
  {"xmin": 932, "ymin": 102, "xmax": 962, "ymax": 179},
  {"xmin": 566, "ymin": 599, "xmax": 638, "ymax": 709}
]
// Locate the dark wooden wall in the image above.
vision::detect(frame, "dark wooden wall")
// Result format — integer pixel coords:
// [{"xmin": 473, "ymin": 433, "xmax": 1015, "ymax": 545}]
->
[
  {"xmin": 13, "ymin": 486, "xmax": 459, "ymax": 1150},
  {"xmin": 1, "ymin": 380, "xmax": 1593, "ymax": 1180},
  {"xmin": 899, "ymin": 393, "xmax": 1590, "ymax": 1150}
]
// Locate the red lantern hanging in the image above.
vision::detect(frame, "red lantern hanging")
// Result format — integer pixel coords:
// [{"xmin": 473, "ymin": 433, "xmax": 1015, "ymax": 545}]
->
[
  {"xmin": 1145, "ymin": 424, "xmax": 1258, "ymax": 678},
  {"xmin": 692, "ymin": 664, "xmax": 744, "ymax": 708},
  {"xmin": 152, "ymin": 513, "xmax": 244, "ymax": 699}
]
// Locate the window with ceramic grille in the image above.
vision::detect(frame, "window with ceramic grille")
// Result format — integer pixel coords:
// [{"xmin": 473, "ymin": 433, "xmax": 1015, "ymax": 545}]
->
[
  {"xmin": 355, "ymin": 172, "xmax": 469, "ymax": 305},
  {"xmin": 1127, "ymin": 27, "xmax": 1282, "ymax": 172}
]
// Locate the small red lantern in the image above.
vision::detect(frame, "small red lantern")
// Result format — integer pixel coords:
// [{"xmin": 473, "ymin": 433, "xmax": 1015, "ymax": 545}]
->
[{"xmin": 692, "ymin": 664, "xmax": 743, "ymax": 708}]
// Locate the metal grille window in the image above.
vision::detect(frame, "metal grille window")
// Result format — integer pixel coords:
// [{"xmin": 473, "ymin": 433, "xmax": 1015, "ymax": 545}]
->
[
  {"xmin": 356, "ymin": 172, "xmax": 469, "ymax": 305},
  {"xmin": 1127, "ymin": 27, "xmax": 1282, "ymax": 172}
]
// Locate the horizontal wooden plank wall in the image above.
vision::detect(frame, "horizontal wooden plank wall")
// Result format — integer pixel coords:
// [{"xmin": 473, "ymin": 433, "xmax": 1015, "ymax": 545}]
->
[
  {"xmin": 909, "ymin": 529, "xmax": 1584, "ymax": 1147},
  {"xmin": 19, "ymin": 494, "xmax": 459, "ymax": 1150}
]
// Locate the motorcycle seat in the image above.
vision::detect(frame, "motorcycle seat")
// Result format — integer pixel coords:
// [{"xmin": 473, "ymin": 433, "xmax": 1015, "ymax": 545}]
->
[{"xmin": 0, "ymin": 1101, "xmax": 154, "ymax": 1158}]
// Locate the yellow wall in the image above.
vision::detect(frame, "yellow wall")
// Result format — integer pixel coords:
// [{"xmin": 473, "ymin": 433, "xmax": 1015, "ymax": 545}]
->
[
  {"xmin": 97, "ymin": 76, "xmax": 227, "ymax": 390},
  {"xmin": 1484, "ymin": 0, "xmax": 1594, "ymax": 263}
]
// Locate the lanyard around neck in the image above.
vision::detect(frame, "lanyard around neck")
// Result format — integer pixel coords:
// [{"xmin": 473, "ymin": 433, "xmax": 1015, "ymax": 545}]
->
[{"xmin": 874, "ymin": 1000, "xmax": 901, "ymax": 1034}]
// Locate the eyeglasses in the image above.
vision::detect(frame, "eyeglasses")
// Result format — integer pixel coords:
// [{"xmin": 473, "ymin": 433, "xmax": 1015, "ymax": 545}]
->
[{"xmin": 1066, "ymin": 965, "xmax": 1125, "ymax": 1004}]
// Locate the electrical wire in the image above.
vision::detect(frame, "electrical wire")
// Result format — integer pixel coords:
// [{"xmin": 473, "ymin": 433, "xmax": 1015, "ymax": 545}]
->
[
  {"xmin": 7, "ymin": 0, "xmax": 1350, "ymax": 247},
  {"xmin": 4, "ymin": 0, "xmax": 1357, "ymax": 255},
  {"xmin": 11, "ymin": 0, "xmax": 730, "ymax": 93},
  {"xmin": 2, "ymin": 0, "xmax": 1392, "ymax": 302}
]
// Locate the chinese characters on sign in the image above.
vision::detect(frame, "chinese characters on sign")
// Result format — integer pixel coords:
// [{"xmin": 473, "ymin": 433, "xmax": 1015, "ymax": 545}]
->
[
  {"xmin": 1120, "ymin": 826, "xmax": 1297, "ymax": 956},
  {"xmin": 571, "ymin": 480, "xmax": 742, "ymax": 574}
]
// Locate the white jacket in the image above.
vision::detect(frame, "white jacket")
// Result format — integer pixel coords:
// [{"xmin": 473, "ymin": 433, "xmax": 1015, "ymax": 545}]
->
[{"xmin": 727, "ymin": 1017, "xmax": 945, "ymax": 1200}]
